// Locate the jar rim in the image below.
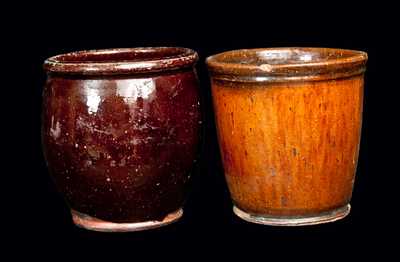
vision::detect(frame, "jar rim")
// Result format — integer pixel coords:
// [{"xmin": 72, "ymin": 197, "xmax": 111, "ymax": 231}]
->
[
  {"xmin": 206, "ymin": 47, "xmax": 368, "ymax": 82},
  {"xmin": 44, "ymin": 47, "xmax": 198, "ymax": 75}
]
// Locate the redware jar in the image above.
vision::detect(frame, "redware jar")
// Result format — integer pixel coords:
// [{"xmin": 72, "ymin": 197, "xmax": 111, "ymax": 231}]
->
[
  {"xmin": 42, "ymin": 47, "xmax": 202, "ymax": 232},
  {"xmin": 207, "ymin": 48, "xmax": 367, "ymax": 226}
]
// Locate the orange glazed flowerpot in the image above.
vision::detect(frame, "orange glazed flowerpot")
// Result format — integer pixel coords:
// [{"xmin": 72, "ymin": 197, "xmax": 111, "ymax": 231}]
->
[{"xmin": 207, "ymin": 48, "xmax": 367, "ymax": 226}]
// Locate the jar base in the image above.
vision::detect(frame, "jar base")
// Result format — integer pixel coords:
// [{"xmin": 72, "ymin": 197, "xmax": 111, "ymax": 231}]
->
[
  {"xmin": 71, "ymin": 208, "xmax": 183, "ymax": 232},
  {"xmin": 233, "ymin": 204, "xmax": 350, "ymax": 226}
]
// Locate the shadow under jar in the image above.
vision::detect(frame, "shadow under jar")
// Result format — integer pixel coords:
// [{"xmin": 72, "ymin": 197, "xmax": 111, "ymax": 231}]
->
[
  {"xmin": 42, "ymin": 47, "xmax": 202, "ymax": 232},
  {"xmin": 207, "ymin": 48, "xmax": 367, "ymax": 226}
]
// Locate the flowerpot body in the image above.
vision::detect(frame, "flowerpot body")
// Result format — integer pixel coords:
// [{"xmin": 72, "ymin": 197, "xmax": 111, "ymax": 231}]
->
[
  {"xmin": 207, "ymin": 48, "xmax": 367, "ymax": 226},
  {"xmin": 42, "ymin": 47, "xmax": 201, "ymax": 231}
]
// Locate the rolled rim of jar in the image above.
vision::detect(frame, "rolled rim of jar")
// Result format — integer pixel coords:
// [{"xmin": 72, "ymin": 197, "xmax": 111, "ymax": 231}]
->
[
  {"xmin": 44, "ymin": 47, "xmax": 198, "ymax": 76},
  {"xmin": 206, "ymin": 47, "xmax": 368, "ymax": 82}
]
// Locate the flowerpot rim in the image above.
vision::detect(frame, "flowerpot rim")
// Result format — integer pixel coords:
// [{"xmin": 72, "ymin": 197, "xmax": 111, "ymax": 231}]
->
[
  {"xmin": 44, "ymin": 47, "xmax": 198, "ymax": 76},
  {"xmin": 206, "ymin": 47, "xmax": 368, "ymax": 82}
]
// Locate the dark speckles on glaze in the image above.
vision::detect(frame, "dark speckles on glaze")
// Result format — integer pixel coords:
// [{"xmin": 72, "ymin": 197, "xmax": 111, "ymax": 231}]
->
[{"xmin": 42, "ymin": 47, "xmax": 201, "ymax": 225}]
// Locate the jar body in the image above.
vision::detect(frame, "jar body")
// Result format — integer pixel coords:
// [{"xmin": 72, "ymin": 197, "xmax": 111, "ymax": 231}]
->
[
  {"xmin": 211, "ymin": 76, "xmax": 364, "ymax": 225},
  {"xmin": 42, "ymin": 69, "xmax": 201, "ymax": 230}
]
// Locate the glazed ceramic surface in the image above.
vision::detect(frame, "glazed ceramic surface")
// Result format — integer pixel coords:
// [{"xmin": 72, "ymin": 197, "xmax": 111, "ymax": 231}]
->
[
  {"xmin": 42, "ymin": 47, "xmax": 201, "ymax": 231},
  {"xmin": 207, "ymin": 48, "xmax": 367, "ymax": 226}
]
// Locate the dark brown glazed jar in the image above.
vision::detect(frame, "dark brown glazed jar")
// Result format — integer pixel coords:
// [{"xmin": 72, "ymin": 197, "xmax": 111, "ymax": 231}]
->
[
  {"xmin": 207, "ymin": 48, "xmax": 367, "ymax": 226},
  {"xmin": 42, "ymin": 47, "xmax": 201, "ymax": 232}
]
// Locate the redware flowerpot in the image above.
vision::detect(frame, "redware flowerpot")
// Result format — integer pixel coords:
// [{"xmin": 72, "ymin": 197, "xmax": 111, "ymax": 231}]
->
[
  {"xmin": 42, "ymin": 47, "xmax": 202, "ymax": 232},
  {"xmin": 207, "ymin": 48, "xmax": 367, "ymax": 226}
]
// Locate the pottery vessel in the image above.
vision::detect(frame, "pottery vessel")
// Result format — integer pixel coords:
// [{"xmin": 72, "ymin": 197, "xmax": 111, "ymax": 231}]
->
[
  {"xmin": 42, "ymin": 47, "xmax": 201, "ymax": 232},
  {"xmin": 207, "ymin": 48, "xmax": 367, "ymax": 226}
]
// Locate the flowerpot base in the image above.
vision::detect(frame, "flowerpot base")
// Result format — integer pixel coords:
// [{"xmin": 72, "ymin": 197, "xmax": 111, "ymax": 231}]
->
[
  {"xmin": 71, "ymin": 208, "xmax": 183, "ymax": 232},
  {"xmin": 233, "ymin": 204, "xmax": 350, "ymax": 226}
]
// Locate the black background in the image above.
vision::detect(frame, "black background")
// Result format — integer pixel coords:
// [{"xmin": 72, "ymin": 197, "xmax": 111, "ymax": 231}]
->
[{"xmin": 7, "ymin": 2, "xmax": 398, "ymax": 258}]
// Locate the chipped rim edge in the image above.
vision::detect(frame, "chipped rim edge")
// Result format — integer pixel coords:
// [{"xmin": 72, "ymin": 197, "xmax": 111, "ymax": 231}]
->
[
  {"xmin": 44, "ymin": 47, "xmax": 198, "ymax": 76},
  {"xmin": 206, "ymin": 47, "xmax": 368, "ymax": 82}
]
